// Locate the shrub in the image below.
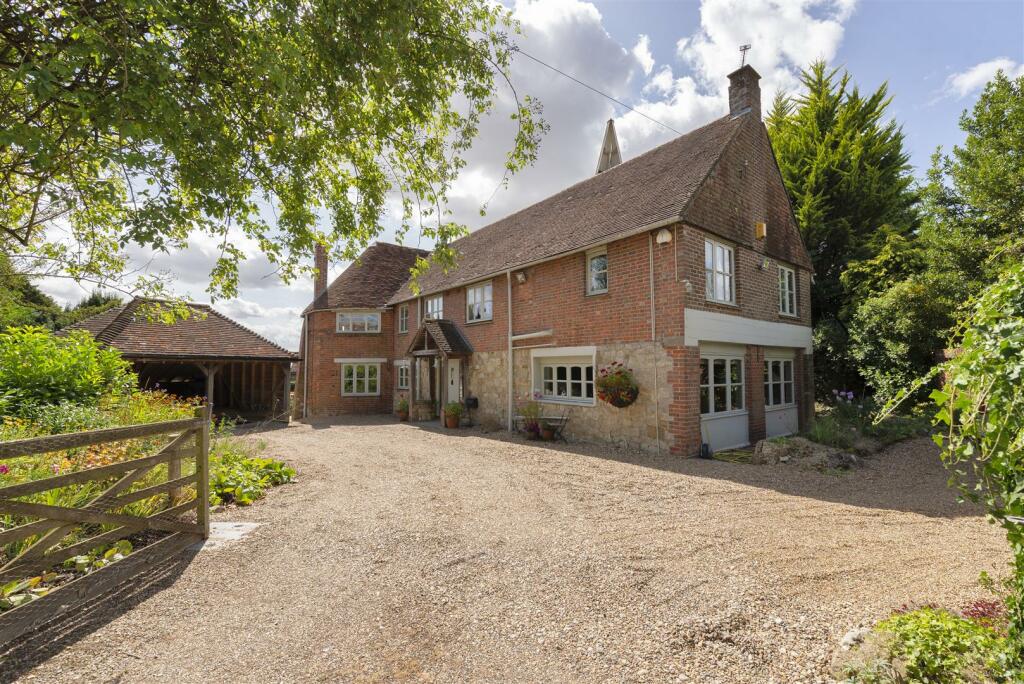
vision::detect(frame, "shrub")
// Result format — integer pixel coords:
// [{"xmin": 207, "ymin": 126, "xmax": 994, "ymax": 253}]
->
[
  {"xmin": 842, "ymin": 607, "xmax": 1013, "ymax": 683},
  {"xmin": 0, "ymin": 327, "xmax": 134, "ymax": 413},
  {"xmin": 208, "ymin": 426, "xmax": 294, "ymax": 506},
  {"xmin": 443, "ymin": 401, "xmax": 463, "ymax": 419},
  {"xmin": 804, "ymin": 415, "xmax": 857, "ymax": 449}
]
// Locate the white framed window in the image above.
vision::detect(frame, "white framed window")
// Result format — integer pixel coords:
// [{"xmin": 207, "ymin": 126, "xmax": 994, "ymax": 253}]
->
[
  {"xmin": 341, "ymin": 362, "xmax": 380, "ymax": 396},
  {"xmin": 764, "ymin": 359, "xmax": 794, "ymax": 407},
  {"xmin": 586, "ymin": 247, "xmax": 608, "ymax": 295},
  {"xmin": 700, "ymin": 356, "xmax": 744, "ymax": 415},
  {"xmin": 336, "ymin": 312, "xmax": 380, "ymax": 333},
  {"xmin": 704, "ymin": 239, "xmax": 735, "ymax": 304},
  {"xmin": 465, "ymin": 281, "xmax": 493, "ymax": 322},
  {"xmin": 397, "ymin": 362, "xmax": 410, "ymax": 390},
  {"xmin": 531, "ymin": 347, "xmax": 596, "ymax": 406},
  {"xmin": 398, "ymin": 304, "xmax": 409, "ymax": 333},
  {"xmin": 778, "ymin": 265, "xmax": 796, "ymax": 316},
  {"xmin": 425, "ymin": 295, "xmax": 443, "ymax": 320}
]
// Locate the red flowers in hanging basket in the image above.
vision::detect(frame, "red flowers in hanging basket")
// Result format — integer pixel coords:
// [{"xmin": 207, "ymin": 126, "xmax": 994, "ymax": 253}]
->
[{"xmin": 596, "ymin": 361, "xmax": 640, "ymax": 408}]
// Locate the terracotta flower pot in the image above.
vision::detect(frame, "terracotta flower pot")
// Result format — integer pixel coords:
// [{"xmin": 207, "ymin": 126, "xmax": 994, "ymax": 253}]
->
[
  {"xmin": 445, "ymin": 415, "xmax": 459, "ymax": 429},
  {"xmin": 397, "ymin": 411, "xmax": 409, "ymax": 422},
  {"xmin": 541, "ymin": 427, "xmax": 555, "ymax": 441}
]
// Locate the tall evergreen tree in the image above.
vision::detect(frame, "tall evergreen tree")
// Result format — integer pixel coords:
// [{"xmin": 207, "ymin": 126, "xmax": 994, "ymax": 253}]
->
[{"xmin": 767, "ymin": 62, "xmax": 919, "ymax": 392}]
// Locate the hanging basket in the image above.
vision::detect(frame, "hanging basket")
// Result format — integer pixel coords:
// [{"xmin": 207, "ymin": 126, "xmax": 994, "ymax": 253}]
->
[{"xmin": 599, "ymin": 385, "xmax": 639, "ymax": 408}]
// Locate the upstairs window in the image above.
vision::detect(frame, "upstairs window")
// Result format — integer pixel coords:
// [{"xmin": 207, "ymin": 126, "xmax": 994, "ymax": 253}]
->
[
  {"xmin": 425, "ymin": 295, "xmax": 443, "ymax": 320},
  {"xmin": 586, "ymin": 247, "xmax": 608, "ymax": 295},
  {"xmin": 778, "ymin": 265, "xmax": 796, "ymax": 316},
  {"xmin": 336, "ymin": 312, "xmax": 380, "ymax": 333},
  {"xmin": 705, "ymin": 239, "xmax": 735, "ymax": 304},
  {"xmin": 466, "ymin": 281, "xmax": 493, "ymax": 322},
  {"xmin": 398, "ymin": 304, "xmax": 409, "ymax": 333}
]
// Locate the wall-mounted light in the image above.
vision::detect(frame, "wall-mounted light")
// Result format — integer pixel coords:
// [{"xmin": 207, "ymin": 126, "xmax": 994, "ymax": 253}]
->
[
  {"xmin": 655, "ymin": 228, "xmax": 673, "ymax": 245},
  {"xmin": 515, "ymin": 271, "xmax": 527, "ymax": 284},
  {"xmin": 759, "ymin": 257, "xmax": 772, "ymax": 271}
]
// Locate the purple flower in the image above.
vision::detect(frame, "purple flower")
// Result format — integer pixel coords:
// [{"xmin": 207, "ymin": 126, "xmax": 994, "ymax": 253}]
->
[
  {"xmin": 846, "ymin": 391, "xmax": 855, "ymax": 400},
  {"xmin": 0, "ymin": 464, "xmax": 9, "ymax": 475}
]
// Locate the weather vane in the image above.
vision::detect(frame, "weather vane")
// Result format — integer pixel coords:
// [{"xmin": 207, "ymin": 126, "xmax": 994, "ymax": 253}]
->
[{"xmin": 739, "ymin": 44, "xmax": 751, "ymax": 66}]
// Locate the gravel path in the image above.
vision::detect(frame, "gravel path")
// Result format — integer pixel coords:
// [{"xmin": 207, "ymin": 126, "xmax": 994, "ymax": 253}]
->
[{"xmin": 8, "ymin": 418, "xmax": 1008, "ymax": 683}]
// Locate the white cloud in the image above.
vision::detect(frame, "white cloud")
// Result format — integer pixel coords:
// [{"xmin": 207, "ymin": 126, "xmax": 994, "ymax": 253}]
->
[
  {"xmin": 941, "ymin": 58, "xmax": 1024, "ymax": 100},
  {"xmin": 632, "ymin": 34, "xmax": 655, "ymax": 76}
]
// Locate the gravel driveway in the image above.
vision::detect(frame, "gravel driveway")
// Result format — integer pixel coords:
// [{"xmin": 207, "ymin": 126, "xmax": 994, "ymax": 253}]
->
[{"xmin": 7, "ymin": 418, "xmax": 1008, "ymax": 683}]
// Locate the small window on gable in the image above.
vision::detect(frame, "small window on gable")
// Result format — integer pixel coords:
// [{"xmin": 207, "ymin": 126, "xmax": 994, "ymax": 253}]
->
[
  {"xmin": 778, "ymin": 265, "xmax": 796, "ymax": 316},
  {"xmin": 704, "ymin": 238, "xmax": 735, "ymax": 304},
  {"xmin": 336, "ymin": 312, "xmax": 381, "ymax": 333},
  {"xmin": 586, "ymin": 247, "xmax": 608, "ymax": 295},
  {"xmin": 398, "ymin": 304, "xmax": 409, "ymax": 333},
  {"xmin": 425, "ymin": 295, "xmax": 443, "ymax": 320},
  {"xmin": 466, "ymin": 281, "xmax": 493, "ymax": 322}
]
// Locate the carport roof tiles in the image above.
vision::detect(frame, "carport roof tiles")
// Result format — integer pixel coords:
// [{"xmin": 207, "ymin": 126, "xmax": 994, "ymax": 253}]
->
[{"xmin": 63, "ymin": 298, "xmax": 297, "ymax": 360}]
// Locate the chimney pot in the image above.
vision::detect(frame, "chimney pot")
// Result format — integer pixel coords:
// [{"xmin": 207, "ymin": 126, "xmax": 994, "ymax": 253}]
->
[
  {"xmin": 314, "ymin": 244, "xmax": 328, "ymax": 300},
  {"xmin": 727, "ymin": 64, "xmax": 762, "ymax": 119}
]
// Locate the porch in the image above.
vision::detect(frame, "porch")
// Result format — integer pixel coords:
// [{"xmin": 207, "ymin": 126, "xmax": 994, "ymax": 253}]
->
[{"xmin": 405, "ymin": 319, "xmax": 474, "ymax": 423}]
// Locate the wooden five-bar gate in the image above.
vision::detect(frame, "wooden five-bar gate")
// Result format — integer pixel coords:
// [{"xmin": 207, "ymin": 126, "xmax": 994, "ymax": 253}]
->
[{"xmin": 0, "ymin": 407, "xmax": 211, "ymax": 644}]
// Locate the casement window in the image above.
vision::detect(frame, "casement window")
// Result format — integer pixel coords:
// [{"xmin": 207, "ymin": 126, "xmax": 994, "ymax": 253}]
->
[
  {"xmin": 778, "ymin": 265, "xmax": 797, "ymax": 316},
  {"xmin": 586, "ymin": 247, "xmax": 608, "ymax": 295},
  {"xmin": 341, "ymin": 363, "xmax": 380, "ymax": 396},
  {"xmin": 398, "ymin": 304, "xmax": 409, "ymax": 333},
  {"xmin": 764, "ymin": 359, "xmax": 794, "ymax": 407},
  {"xmin": 531, "ymin": 347, "xmax": 596, "ymax": 406},
  {"xmin": 465, "ymin": 281, "xmax": 493, "ymax": 322},
  {"xmin": 699, "ymin": 356, "xmax": 744, "ymax": 415},
  {"xmin": 425, "ymin": 295, "xmax": 443, "ymax": 320},
  {"xmin": 336, "ymin": 312, "xmax": 380, "ymax": 333},
  {"xmin": 704, "ymin": 239, "xmax": 735, "ymax": 304},
  {"xmin": 396, "ymin": 362, "xmax": 410, "ymax": 390}
]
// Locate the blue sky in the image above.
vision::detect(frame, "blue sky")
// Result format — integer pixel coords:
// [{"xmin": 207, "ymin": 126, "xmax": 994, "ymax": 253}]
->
[{"xmin": 40, "ymin": 0, "xmax": 1024, "ymax": 350}]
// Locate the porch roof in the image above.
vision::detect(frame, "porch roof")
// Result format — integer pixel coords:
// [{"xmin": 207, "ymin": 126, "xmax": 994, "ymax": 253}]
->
[{"xmin": 406, "ymin": 319, "xmax": 474, "ymax": 357}]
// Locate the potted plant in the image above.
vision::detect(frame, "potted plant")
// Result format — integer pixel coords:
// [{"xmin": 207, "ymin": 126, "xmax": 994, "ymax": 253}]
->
[
  {"xmin": 540, "ymin": 419, "xmax": 556, "ymax": 441},
  {"xmin": 596, "ymin": 362, "xmax": 640, "ymax": 408},
  {"xmin": 444, "ymin": 401, "xmax": 463, "ymax": 429},
  {"xmin": 518, "ymin": 392, "xmax": 542, "ymax": 439},
  {"xmin": 396, "ymin": 394, "xmax": 409, "ymax": 421}
]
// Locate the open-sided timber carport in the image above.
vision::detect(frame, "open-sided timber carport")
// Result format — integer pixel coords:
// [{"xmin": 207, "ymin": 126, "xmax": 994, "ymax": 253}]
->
[{"xmin": 65, "ymin": 298, "xmax": 298, "ymax": 422}]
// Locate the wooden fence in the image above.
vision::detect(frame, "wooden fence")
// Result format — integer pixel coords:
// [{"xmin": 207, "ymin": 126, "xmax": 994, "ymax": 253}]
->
[{"xmin": 0, "ymin": 407, "xmax": 210, "ymax": 644}]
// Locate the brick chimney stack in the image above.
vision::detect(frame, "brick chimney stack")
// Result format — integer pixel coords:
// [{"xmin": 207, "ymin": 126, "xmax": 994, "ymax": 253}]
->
[
  {"xmin": 727, "ymin": 64, "xmax": 761, "ymax": 119},
  {"xmin": 313, "ymin": 243, "xmax": 328, "ymax": 300}
]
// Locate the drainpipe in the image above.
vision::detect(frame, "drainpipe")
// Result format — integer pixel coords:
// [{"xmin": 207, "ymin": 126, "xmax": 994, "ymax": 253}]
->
[
  {"xmin": 301, "ymin": 312, "xmax": 309, "ymax": 419},
  {"xmin": 649, "ymin": 233, "xmax": 662, "ymax": 455},
  {"xmin": 506, "ymin": 270, "xmax": 513, "ymax": 431}
]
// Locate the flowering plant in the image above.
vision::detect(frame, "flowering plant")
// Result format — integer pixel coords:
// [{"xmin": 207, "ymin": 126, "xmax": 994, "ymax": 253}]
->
[
  {"xmin": 518, "ymin": 392, "xmax": 543, "ymax": 434},
  {"xmin": 596, "ymin": 362, "xmax": 639, "ymax": 408}
]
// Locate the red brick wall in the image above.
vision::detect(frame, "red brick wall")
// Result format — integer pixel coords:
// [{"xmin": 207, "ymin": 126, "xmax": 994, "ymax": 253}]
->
[{"xmin": 300, "ymin": 309, "xmax": 395, "ymax": 416}]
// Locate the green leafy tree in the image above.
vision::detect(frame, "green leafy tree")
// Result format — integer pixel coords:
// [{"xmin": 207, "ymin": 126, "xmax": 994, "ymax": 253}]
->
[
  {"xmin": 931, "ymin": 261, "xmax": 1024, "ymax": 663},
  {"xmin": 767, "ymin": 62, "xmax": 918, "ymax": 393},
  {"xmin": 57, "ymin": 291, "xmax": 123, "ymax": 329},
  {"xmin": 0, "ymin": 252, "xmax": 61, "ymax": 330},
  {"xmin": 1, "ymin": 0, "xmax": 546, "ymax": 299}
]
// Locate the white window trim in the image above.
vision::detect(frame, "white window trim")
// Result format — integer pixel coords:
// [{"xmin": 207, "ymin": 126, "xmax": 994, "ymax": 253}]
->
[
  {"xmin": 778, "ymin": 265, "xmax": 797, "ymax": 317},
  {"xmin": 398, "ymin": 304, "xmax": 409, "ymax": 333},
  {"xmin": 586, "ymin": 246, "xmax": 608, "ymax": 296},
  {"xmin": 530, "ymin": 346, "xmax": 597, "ymax": 406},
  {"xmin": 699, "ymin": 354, "xmax": 746, "ymax": 417},
  {"xmin": 336, "ymin": 311, "xmax": 381, "ymax": 334},
  {"xmin": 396, "ymin": 360, "xmax": 410, "ymax": 390},
  {"xmin": 465, "ymin": 280, "xmax": 493, "ymax": 323},
  {"xmin": 764, "ymin": 357, "xmax": 796, "ymax": 410},
  {"xmin": 425, "ymin": 295, "xmax": 443, "ymax": 320},
  {"xmin": 704, "ymin": 238, "xmax": 736, "ymax": 305},
  {"xmin": 338, "ymin": 361, "xmax": 382, "ymax": 397}
]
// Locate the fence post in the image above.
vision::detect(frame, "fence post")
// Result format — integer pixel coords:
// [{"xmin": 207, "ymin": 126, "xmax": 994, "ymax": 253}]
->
[{"xmin": 195, "ymin": 406, "xmax": 211, "ymax": 539}]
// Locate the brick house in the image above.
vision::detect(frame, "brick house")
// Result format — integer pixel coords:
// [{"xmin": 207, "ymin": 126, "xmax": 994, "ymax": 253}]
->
[{"xmin": 296, "ymin": 65, "xmax": 814, "ymax": 457}]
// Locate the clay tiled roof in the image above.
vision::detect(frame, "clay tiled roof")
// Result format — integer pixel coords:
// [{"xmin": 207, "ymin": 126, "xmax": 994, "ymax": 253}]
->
[
  {"xmin": 407, "ymin": 319, "xmax": 474, "ymax": 356},
  {"xmin": 307, "ymin": 242, "xmax": 428, "ymax": 313},
  {"xmin": 63, "ymin": 298, "xmax": 296, "ymax": 360},
  {"xmin": 389, "ymin": 114, "xmax": 746, "ymax": 303}
]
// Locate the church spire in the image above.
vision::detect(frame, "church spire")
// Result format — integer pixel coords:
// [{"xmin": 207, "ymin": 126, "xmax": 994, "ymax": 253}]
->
[{"xmin": 595, "ymin": 119, "xmax": 622, "ymax": 174}]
